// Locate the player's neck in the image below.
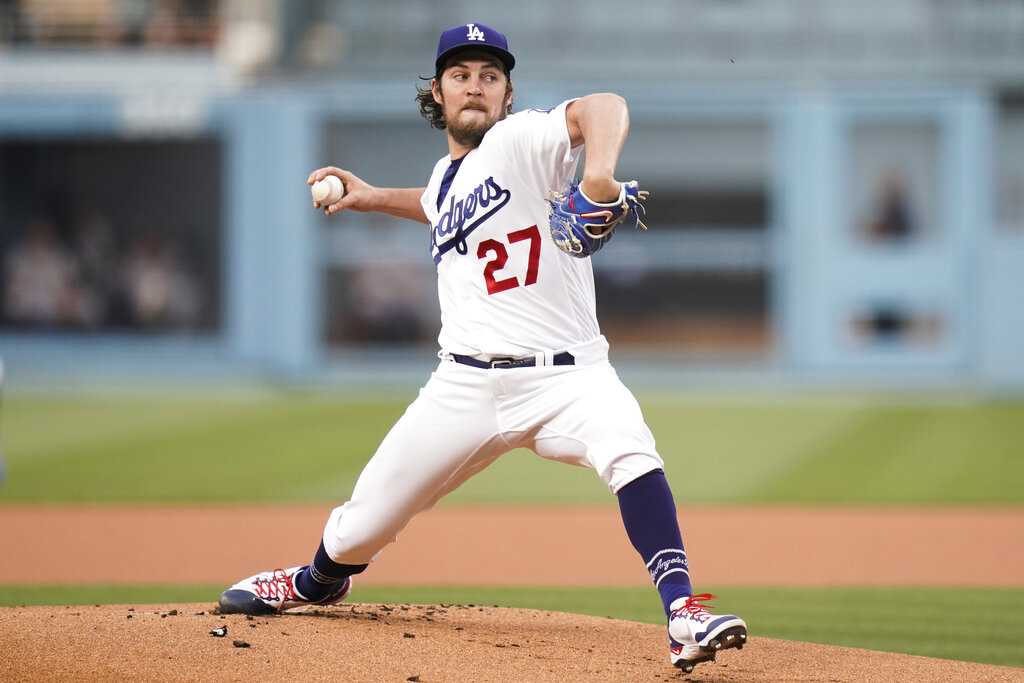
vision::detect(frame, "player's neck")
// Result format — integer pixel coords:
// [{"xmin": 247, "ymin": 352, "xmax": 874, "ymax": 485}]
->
[{"xmin": 447, "ymin": 136, "xmax": 476, "ymax": 160}]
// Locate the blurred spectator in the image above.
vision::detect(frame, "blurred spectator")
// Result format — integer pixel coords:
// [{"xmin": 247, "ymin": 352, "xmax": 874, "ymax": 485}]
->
[
  {"xmin": 851, "ymin": 304, "xmax": 943, "ymax": 347},
  {"xmin": 3, "ymin": 218, "xmax": 79, "ymax": 326},
  {"xmin": 97, "ymin": 0, "xmax": 153, "ymax": 46},
  {"xmin": 141, "ymin": 0, "xmax": 220, "ymax": 48},
  {"xmin": 121, "ymin": 232, "xmax": 201, "ymax": 329},
  {"xmin": 866, "ymin": 169, "xmax": 915, "ymax": 241},
  {"xmin": 0, "ymin": 0, "xmax": 21, "ymax": 43},
  {"xmin": 72, "ymin": 211, "xmax": 120, "ymax": 326},
  {"xmin": 348, "ymin": 263, "xmax": 426, "ymax": 343},
  {"xmin": 176, "ymin": 0, "xmax": 218, "ymax": 46},
  {"xmin": 4, "ymin": 0, "xmax": 219, "ymax": 47}
]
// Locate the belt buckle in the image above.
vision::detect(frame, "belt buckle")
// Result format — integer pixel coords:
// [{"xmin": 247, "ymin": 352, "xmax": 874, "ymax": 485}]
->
[{"xmin": 490, "ymin": 358, "xmax": 514, "ymax": 369}]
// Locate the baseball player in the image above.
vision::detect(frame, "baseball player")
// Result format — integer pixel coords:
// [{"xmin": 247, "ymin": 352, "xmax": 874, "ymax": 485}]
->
[{"xmin": 219, "ymin": 22, "xmax": 747, "ymax": 673}]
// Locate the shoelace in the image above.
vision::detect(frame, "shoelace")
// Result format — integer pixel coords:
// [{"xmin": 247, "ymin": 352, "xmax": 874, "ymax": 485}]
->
[
  {"xmin": 253, "ymin": 568, "xmax": 298, "ymax": 602},
  {"xmin": 670, "ymin": 592, "xmax": 717, "ymax": 621}
]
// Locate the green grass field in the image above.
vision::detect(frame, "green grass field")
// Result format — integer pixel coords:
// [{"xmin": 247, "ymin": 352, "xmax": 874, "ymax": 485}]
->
[
  {"xmin": 2, "ymin": 584, "xmax": 1021, "ymax": 667},
  {"xmin": 2, "ymin": 391, "xmax": 1022, "ymax": 668},
  {"xmin": 2, "ymin": 392, "xmax": 1022, "ymax": 504}
]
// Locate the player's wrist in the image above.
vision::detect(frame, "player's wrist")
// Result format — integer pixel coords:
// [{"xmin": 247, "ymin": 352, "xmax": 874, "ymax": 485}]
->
[
  {"xmin": 580, "ymin": 176, "xmax": 621, "ymax": 204},
  {"xmin": 363, "ymin": 185, "xmax": 388, "ymax": 212}
]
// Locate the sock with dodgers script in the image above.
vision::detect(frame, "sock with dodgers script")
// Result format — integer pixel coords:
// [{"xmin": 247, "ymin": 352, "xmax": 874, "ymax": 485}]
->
[{"xmin": 616, "ymin": 469, "xmax": 693, "ymax": 615}]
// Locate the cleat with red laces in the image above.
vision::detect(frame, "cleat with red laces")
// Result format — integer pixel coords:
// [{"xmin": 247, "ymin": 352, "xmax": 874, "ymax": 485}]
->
[
  {"xmin": 668, "ymin": 593, "xmax": 747, "ymax": 672},
  {"xmin": 218, "ymin": 566, "xmax": 352, "ymax": 616}
]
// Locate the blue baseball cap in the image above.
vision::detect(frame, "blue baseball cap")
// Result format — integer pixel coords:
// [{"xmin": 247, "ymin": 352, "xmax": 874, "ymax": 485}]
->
[{"xmin": 435, "ymin": 22, "xmax": 515, "ymax": 75}]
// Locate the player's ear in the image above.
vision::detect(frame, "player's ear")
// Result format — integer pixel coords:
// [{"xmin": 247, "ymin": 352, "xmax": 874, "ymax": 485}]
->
[
  {"xmin": 504, "ymin": 83, "xmax": 514, "ymax": 116},
  {"xmin": 431, "ymin": 78, "xmax": 443, "ymax": 106}
]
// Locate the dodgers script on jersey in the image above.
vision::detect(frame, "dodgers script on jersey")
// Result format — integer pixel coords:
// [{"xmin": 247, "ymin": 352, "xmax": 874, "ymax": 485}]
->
[{"xmin": 420, "ymin": 99, "xmax": 600, "ymax": 358}]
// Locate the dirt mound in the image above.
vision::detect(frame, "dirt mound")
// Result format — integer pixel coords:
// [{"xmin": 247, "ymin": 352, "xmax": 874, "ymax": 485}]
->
[{"xmin": 0, "ymin": 603, "xmax": 1020, "ymax": 682}]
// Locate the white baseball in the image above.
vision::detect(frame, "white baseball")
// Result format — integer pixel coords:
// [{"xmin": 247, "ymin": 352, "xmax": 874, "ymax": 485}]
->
[{"xmin": 312, "ymin": 175, "xmax": 345, "ymax": 205}]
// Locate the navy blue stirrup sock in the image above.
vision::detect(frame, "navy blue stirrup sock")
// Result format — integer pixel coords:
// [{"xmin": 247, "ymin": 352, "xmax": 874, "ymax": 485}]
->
[
  {"xmin": 294, "ymin": 541, "xmax": 367, "ymax": 601},
  {"xmin": 616, "ymin": 469, "xmax": 693, "ymax": 615}
]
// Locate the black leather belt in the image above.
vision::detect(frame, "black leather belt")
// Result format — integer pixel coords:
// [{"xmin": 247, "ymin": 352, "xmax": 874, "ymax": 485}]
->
[{"xmin": 451, "ymin": 352, "xmax": 575, "ymax": 369}]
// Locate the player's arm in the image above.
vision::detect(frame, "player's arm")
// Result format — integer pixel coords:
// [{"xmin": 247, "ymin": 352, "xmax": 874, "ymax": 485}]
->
[
  {"xmin": 564, "ymin": 93, "xmax": 629, "ymax": 203},
  {"xmin": 307, "ymin": 167, "xmax": 428, "ymax": 224}
]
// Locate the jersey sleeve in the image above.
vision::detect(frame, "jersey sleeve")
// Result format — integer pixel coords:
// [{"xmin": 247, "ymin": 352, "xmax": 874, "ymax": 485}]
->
[
  {"xmin": 419, "ymin": 186, "xmax": 434, "ymax": 224},
  {"xmin": 493, "ymin": 98, "xmax": 582, "ymax": 196},
  {"xmin": 420, "ymin": 156, "xmax": 449, "ymax": 225}
]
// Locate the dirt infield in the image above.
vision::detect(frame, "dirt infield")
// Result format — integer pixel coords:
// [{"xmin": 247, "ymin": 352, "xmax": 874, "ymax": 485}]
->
[
  {"xmin": 1, "ymin": 603, "xmax": 1021, "ymax": 682},
  {"xmin": 1, "ymin": 505, "xmax": 1023, "ymax": 586}
]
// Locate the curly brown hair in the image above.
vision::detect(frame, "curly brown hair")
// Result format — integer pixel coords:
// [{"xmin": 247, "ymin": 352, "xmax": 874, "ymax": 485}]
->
[
  {"xmin": 415, "ymin": 78, "xmax": 449, "ymax": 130},
  {"xmin": 415, "ymin": 63, "xmax": 513, "ymax": 130}
]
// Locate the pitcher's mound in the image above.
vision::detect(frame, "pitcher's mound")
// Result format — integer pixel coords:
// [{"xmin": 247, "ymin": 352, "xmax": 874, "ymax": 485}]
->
[{"xmin": 0, "ymin": 603, "xmax": 1020, "ymax": 682}]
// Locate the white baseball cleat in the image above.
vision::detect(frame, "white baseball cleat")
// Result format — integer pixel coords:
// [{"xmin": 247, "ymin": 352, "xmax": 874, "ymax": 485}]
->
[
  {"xmin": 668, "ymin": 593, "xmax": 748, "ymax": 673},
  {"xmin": 218, "ymin": 566, "xmax": 352, "ymax": 616}
]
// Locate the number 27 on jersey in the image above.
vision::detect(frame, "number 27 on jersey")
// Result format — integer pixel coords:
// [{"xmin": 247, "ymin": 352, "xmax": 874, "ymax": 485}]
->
[{"xmin": 477, "ymin": 225, "xmax": 541, "ymax": 295}]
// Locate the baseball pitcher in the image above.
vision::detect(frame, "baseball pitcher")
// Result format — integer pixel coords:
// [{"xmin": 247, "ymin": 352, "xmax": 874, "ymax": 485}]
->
[{"xmin": 219, "ymin": 22, "xmax": 747, "ymax": 674}]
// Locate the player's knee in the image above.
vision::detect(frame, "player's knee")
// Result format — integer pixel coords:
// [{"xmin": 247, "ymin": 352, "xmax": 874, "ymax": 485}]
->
[
  {"xmin": 322, "ymin": 503, "xmax": 399, "ymax": 563},
  {"xmin": 603, "ymin": 452, "xmax": 665, "ymax": 494}
]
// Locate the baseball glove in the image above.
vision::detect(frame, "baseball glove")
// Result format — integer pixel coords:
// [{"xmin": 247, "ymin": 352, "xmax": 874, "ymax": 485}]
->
[{"xmin": 547, "ymin": 180, "xmax": 649, "ymax": 258}]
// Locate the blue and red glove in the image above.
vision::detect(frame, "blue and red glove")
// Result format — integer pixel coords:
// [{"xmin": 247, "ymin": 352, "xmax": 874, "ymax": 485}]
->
[{"xmin": 547, "ymin": 180, "xmax": 649, "ymax": 258}]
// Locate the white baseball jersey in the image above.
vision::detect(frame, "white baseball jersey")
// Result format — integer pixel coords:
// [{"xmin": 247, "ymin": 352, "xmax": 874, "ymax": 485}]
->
[{"xmin": 420, "ymin": 99, "xmax": 599, "ymax": 358}]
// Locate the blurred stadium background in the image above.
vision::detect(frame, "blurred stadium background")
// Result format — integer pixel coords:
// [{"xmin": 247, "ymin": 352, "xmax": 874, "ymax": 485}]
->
[
  {"xmin": 1, "ymin": 0, "xmax": 1024, "ymax": 669},
  {"xmin": 0, "ymin": 0, "xmax": 1022, "ymax": 389}
]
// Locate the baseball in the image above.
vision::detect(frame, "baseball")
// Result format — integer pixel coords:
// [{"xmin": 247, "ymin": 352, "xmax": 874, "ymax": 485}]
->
[{"xmin": 312, "ymin": 175, "xmax": 345, "ymax": 205}]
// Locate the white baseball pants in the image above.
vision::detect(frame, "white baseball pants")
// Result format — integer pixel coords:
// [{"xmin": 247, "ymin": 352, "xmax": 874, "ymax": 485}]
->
[{"xmin": 321, "ymin": 337, "xmax": 663, "ymax": 565}]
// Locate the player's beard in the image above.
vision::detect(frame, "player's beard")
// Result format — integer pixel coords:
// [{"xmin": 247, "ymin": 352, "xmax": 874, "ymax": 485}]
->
[{"xmin": 445, "ymin": 104, "xmax": 503, "ymax": 149}]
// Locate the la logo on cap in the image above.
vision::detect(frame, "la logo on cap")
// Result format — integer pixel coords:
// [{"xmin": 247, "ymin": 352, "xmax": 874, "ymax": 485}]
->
[{"xmin": 434, "ymin": 22, "xmax": 514, "ymax": 73}]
